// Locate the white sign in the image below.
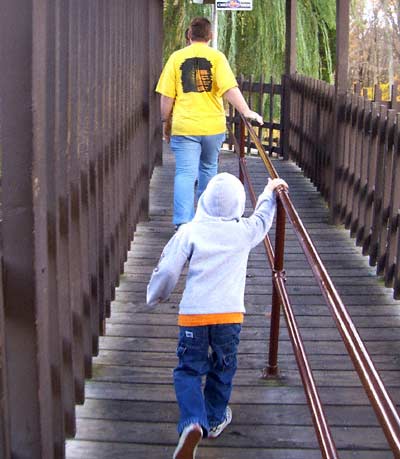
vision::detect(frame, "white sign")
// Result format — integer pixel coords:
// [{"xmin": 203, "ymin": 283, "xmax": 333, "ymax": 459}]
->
[{"xmin": 216, "ymin": 0, "xmax": 253, "ymax": 10}]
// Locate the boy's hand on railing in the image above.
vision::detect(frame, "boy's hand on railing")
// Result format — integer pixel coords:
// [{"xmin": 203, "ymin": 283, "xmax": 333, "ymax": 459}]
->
[
  {"xmin": 266, "ymin": 178, "xmax": 289, "ymax": 194},
  {"xmin": 243, "ymin": 109, "xmax": 263, "ymax": 126}
]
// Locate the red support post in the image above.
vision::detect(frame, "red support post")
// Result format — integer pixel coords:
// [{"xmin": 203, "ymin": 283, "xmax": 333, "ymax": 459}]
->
[
  {"xmin": 264, "ymin": 196, "xmax": 286, "ymax": 377},
  {"xmin": 239, "ymin": 118, "xmax": 246, "ymax": 184}
]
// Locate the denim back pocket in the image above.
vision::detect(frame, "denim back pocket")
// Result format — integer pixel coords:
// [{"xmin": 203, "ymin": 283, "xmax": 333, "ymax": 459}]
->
[{"xmin": 176, "ymin": 326, "xmax": 208, "ymax": 368}]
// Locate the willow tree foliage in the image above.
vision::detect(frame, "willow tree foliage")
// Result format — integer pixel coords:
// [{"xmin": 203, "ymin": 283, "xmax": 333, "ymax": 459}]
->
[{"xmin": 162, "ymin": 0, "xmax": 336, "ymax": 83}]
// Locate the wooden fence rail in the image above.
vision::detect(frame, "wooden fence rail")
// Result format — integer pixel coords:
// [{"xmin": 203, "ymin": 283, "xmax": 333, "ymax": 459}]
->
[
  {"xmin": 227, "ymin": 75, "xmax": 283, "ymax": 157},
  {"xmin": 353, "ymin": 81, "xmax": 400, "ymax": 113},
  {"xmin": 286, "ymin": 74, "xmax": 400, "ymax": 300},
  {"xmin": 0, "ymin": 1, "xmax": 162, "ymax": 457}
]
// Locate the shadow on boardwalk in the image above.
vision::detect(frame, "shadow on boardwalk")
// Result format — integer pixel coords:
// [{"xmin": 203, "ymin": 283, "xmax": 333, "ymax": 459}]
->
[{"xmin": 66, "ymin": 144, "xmax": 400, "ymax": 459}]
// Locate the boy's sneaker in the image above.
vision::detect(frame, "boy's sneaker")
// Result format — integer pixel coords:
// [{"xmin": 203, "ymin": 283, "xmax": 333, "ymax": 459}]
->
[
  {"xmin": 173, "ymin": 423, "xmax": 202, "ymax": 459},
  {"xmin": 208, "ymin": 406, "xmax": 232, "ymax": 439}
]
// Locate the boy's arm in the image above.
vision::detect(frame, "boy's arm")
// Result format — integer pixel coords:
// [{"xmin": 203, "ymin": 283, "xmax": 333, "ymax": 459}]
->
[
  {"xmin": 146, "ymin": 230, "xmax": 190, "ymax": 307},
  {"xmin": 245, "ymin": 178, "xmax": 288, "ymax": 248}
]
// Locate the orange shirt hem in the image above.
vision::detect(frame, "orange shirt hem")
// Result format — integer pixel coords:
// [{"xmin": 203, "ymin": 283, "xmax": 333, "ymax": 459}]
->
[{"xmin": 178, "ymin": 312, "xmax": 244, "ymax": 327}]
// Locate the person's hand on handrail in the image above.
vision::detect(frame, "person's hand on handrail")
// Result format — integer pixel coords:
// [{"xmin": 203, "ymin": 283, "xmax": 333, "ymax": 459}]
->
[
  {"xmin": 223, "ymin": 87, "xmax": 263, "ymax": 125},
  {"xmin": 242, "ymin": 109, "xmax": 264, "ymax": 126},
  {"xmin": 266, "ymin": 178, "xmax": 289, "ymax": 194}
]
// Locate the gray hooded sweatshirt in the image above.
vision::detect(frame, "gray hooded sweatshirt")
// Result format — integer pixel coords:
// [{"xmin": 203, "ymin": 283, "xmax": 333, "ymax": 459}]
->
[{"xmin": 146, "ymin": 172, "xmax": 276, "ymax": 319}]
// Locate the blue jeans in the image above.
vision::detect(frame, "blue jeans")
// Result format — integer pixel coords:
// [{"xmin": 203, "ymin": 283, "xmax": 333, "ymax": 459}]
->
[
  {"xmin": 170, "ymin": 133, "xmax": 225, "ymax": 225},
  {"xmin": 173, "ymin": 323, "xmax": 241, "ymax": 435}
]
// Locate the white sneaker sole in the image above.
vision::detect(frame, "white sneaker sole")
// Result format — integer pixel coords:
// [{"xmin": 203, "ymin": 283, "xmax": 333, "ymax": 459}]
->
[
  {"xmin": 173, "ymin": 425, "xmax": 202, "ymax": 459},
  {"xmin": 208, "ymin": 407, "xmax": 232, "ymax": 439}
]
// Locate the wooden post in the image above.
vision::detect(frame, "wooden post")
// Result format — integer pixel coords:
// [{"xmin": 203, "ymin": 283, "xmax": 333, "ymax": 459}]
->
[
  {"xmin": 282, "ymin": 0, "xmax": 297, "ymax": 160},
  {"xmin": 285, "ymin": 0, "xmax": 297, "ymax": 75},
  {"xmin": 149, "ymin": 0, "xmax": 163, "ymax": 168},
  {"xmin": 335, "ymin": 0, "xmax": 350, "ymax": 95},
  {"xmin": 329, "ymin": 0, "xmax": 350, "ymax": 223},
  {"xmin": 0, "ymin": 1, "xmax": 55, "ymax": 457},
  {"xmin": 54, "ymin": 0, "xmax": 76, "ymax": 436}
]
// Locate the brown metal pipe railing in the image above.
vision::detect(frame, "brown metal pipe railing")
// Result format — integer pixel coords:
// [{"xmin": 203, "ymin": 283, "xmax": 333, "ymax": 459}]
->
[
  {"xmin": 227, "ymin": 122, "xmax": 339, "ymax": 459},
  {"xmin": 235, "ymin": 114, "xmax": 400, "ymax": 457}
]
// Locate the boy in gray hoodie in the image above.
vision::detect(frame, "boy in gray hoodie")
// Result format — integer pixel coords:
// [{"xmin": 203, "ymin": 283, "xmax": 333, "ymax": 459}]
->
[{"xmin": 147, "ymin": 172, "xmax": 288, "ymax": 459}]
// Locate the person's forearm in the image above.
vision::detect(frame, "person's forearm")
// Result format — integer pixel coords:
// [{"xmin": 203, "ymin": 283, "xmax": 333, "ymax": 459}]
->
[
  {"xmin": 160, "ymin": 95, "xmax": 175, "ymax": 121},
  {"xmin": 223, "ymin": 87, "xmax": 263, "ymax": 125},
  {"xmin": 223, "ymin": 87, "xmax": 250, "ymax": 115}
]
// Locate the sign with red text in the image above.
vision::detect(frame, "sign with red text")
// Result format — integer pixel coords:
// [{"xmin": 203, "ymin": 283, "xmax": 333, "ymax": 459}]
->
[{"xmin": 216, "ymin": 0, "xmax": 253, "ymax": 11}]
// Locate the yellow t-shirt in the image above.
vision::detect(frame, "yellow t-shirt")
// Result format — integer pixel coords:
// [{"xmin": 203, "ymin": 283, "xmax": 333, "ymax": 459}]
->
[{"xmin": 156, "ymin": 43, "xmax": 238, "ymax": 136}]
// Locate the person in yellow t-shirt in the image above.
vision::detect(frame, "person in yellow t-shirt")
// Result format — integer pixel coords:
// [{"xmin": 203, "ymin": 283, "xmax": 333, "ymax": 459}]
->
[{"xmin": 156, "ymin": 17, "xmax": 263, "ymax": 229}]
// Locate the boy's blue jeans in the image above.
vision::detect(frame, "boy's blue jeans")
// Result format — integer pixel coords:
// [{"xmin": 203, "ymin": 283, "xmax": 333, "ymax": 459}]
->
[
  {"xmin": 170, "ymin": 133, "xmax": 225, "ymax": 225},
  {"xmin": 173, "ymin": 323, "xmax": 241, "ymax": 435}
]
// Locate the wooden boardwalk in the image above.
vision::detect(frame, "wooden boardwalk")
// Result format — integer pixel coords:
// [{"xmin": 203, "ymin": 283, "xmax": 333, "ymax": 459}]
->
[{"xmin": 66, "ymin": 146, "xmax": 400, "ymax": 459}]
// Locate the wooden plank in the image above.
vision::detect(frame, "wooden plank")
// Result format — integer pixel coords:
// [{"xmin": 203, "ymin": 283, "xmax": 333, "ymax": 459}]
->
[
  {"xmin": 376, "ymin": 110, "xmax": 396, "ymax": 275},
  {"xmin": 92, "ymin": 351, "xmax": 400, "ymax": 372},
  {"xmin": 355, "ymin": 100, "xmax": 372, "ymax": 246},
  {"xmin": 55, "ymin": 0, "xmax": 76, "ymax": 437},
  {"xmin": 349, "ymin": 97, "xmax": 365, "ymax": 237},
  {"xmin": 384, "ymin": 114, "xmax": 400, "ymax": 287},
  {"xmin": 71, "ymin": 417, "xmax": 391, "ymax": 450},
  {"xmin": 339, "ymin": 93, "xmax": 353, "ymax": 222},
  {"xmin": 107, "ymin": 313, "xmax": 400, "ymax": 329},
  {"xmin": 361, "ymin": 103, "xmax": 380, "ymax": 255},
  {"xmin": 346, "ymin": 94, "xmax": 359, "ymax": 227},
  {"xmin": 68, "ymin": 0, "xmax": 87, "ymax": 404},
  {"xmin": 87, "ymin": 0, "xmax": 100, "ymax": 355},
  {"xmin": 96, "ymin": 333, "xmax": 400, "ymax": 355},
  {"xmin": 66, "ymin": 440, "xmax": 391, "ymax": 459},
  {"xmin": 33, "ymin": 0, "xmax": 65, "ymax": 453},
  {"xmin": 76, "ymin": 0, "xmax": 94, "ymax": 380},
  {"xmin": 369, "ymin": 105, "xmax": 389, "ymax": 267},
  {"xmin": 75, "ymin": 399, "xmax": 384, "ymax": 427},
  {"xmin": 110, "ymin": 301, "xmax": 400, "ymax": 316},
  {"xmin": 329, "ymin": 92, "xmax": 347, "ymax": 223},
  {"xmin": 0, "ymin": 256, "xmax": 11, "ymax": 458}
]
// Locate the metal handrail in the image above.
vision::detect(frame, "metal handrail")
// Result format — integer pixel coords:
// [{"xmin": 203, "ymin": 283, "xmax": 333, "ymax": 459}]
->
[
  {"xmin": 227, "ymin": 121, "xmax": 339, "ymax": 459},
  {"xmin": 232, "ymin": 114, "xmax": 400, "ymax": 458}
]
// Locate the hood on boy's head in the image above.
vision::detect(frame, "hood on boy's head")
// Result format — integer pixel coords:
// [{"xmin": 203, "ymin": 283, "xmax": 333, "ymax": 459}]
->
[{"xmin": 194, "ymin": 172, "xmax": 246, "ymax": 220}]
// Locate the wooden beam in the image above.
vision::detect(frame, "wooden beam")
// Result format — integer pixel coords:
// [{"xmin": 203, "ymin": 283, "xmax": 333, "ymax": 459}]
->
[
  {"xmin": 283, "ymin": 0, "xmax": 297, "ymax": 159},
  {"xmin": 335, "ymin": 0, "xmax": 350, "ymax": 94},
  {"xmin": 0, "ymin": 1, "xmax": 51, "ymax": 457},
  {"xmin": 330, "ymin": 0, "xmax": 350, "ymax": 223},
  {"xmin": 285, "ymin": 0, "xmax": 297, "ymax": 75}
]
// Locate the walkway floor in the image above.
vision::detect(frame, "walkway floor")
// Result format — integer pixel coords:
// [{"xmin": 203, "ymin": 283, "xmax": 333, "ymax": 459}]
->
[{"xmin": 66, "ymin": 145, "xmax": 400, "ymax": 459}]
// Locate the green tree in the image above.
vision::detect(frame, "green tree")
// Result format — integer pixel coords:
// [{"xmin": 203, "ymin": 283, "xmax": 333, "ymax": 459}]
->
[{"xmin": 162, "ymin": 0, "xmax": 336, "ymax": 83}]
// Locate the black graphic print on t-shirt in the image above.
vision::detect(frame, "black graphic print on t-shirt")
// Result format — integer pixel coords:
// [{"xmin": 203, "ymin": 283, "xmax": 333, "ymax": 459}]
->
[{"xmin": 180, "ymin": 57, "xmax": 213, "ymax": 93}]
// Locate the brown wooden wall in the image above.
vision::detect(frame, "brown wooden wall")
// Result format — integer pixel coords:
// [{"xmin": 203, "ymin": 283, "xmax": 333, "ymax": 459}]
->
[
  {"xmin": 0, "ymin": 1, "xmax": 163, "ymax": 457},
  {"xmin": 286, "ymin": 74, "xmax": 400, "ymax": 301}
]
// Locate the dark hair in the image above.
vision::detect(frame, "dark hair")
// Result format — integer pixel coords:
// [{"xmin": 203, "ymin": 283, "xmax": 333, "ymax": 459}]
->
[{"xmin": 189, "ymin": 17, "xmax": 212, "ymax": 42}]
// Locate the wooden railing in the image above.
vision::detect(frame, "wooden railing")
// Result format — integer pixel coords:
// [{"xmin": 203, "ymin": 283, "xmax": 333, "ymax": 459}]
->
[
  {"xmin": 353, "ymin": 81, "xmax": 400, "ymax": 112},
  {"xmin": 0, "ymin": 1, "xmax": 162, "ymax": 457},
  {"xmin": 227, "ymin": 75, "xmax": 283, "ymax": 157},
  {"xmin": 287, "ymin": 74, "xmax": 400, "ymax": 299}
]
